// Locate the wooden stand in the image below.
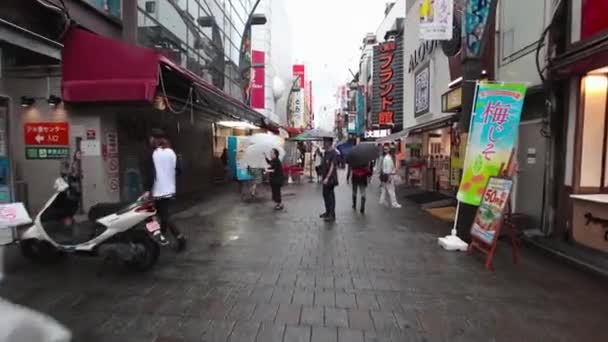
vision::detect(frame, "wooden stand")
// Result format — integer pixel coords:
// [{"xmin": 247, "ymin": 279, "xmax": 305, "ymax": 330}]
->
[{"xmin": 467, "ymin": 149, "xmax": 520, "ymax": 270}]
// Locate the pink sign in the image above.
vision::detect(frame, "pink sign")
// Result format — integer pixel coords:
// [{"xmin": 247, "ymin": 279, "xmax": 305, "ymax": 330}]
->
[
  {"xmin": 293, "ymin": 64, "xmax": 305, "ymax": 88},
  {"xmin": 251, "ymin": 50, "xmax": 265, "ymax": 109}
]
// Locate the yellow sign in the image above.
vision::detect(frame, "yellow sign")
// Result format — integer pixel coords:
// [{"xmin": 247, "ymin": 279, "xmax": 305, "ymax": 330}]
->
[{"xmin": 442, "ymin": 87, "xmax": 462, "ymax": 112}]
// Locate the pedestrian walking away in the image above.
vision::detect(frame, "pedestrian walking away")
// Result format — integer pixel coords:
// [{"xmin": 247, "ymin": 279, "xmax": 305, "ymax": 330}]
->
[
  {"xmin": 320, "ymin": 138, "xmax": 338, "ymax": 222},
  {"xmin": 142, "ymin": 128, "xmax": 186, "ymax": 251},
  {"xmin": 347, "ymin": 162, "xmax": 372, "ymax": 214},
  {"xmin": 265, "ymin": 148, "xmax": 285, "ymax": 210},
  {"xmin": 379, "ymin": 145, "xmax": 402, "ymax": 209}
]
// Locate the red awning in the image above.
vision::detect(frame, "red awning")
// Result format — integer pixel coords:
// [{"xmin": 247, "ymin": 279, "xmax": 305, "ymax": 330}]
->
[
  {"xmin": 62, "ymin": 27, "xmax": 266, "ymax": 125},
  {"xmin": 62, "ymin": 27, "xmax": 162, "ymax": 102}
]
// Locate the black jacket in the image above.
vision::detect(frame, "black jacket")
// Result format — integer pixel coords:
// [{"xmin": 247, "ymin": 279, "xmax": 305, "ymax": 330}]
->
[{"xmin": 266, "ymin": 158, "xmax": 284, "ymax": 185}]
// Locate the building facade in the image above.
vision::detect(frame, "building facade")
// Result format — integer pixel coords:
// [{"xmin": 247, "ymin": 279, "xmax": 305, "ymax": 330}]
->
[
  {"xmin": 0, "ymin": 0, "xmax": 268, "ymax": 215},
  {"xmin": 550, "ymin": 0, "xmax": 608, "ymax": 253},
  {"xmin": 251, "ymin": 0, "xmax": 294, "ymax": 126}
]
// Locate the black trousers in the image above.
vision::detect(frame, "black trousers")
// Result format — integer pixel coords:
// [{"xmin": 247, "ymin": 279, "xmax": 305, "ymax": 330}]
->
[
  {"xmin": 271, "ymin": 183, "xmax": 282, "ymax": 204},
  {"xmin": 323, "ymin": 185, "xmax": 336, "ymax": 216},
  {"xmin": 155, "ymin": 198, "xmax": 182, "ymax": 238}
]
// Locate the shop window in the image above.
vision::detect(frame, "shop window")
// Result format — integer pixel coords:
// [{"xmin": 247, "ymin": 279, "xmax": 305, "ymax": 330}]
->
[
  {"xmin": 430, "ymin": 142, "xmax": 442, "ymax": 155},
  {"xmin": 84, "ymin": 0, "xmax": 121, "ymax": 19},
  {"xmin": 579, "ymin": 74, "xmax": 608, "ymax": 190},
  {"xmin": 145, "ymin": 1, "xmax": 156, "ymax": 13}
]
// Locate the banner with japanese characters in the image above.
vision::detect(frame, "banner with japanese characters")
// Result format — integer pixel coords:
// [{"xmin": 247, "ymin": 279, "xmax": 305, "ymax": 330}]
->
[
  {"xmin": 471, "ymin": 177, "xmax": 513, "ymax": 245},
  {"xmin": 457, "ymin": 82, "xmax": 526, "ymax": 206},
  {"xmin": 419, "ymin": 0, "xmax": 454, "ymax": 40}
]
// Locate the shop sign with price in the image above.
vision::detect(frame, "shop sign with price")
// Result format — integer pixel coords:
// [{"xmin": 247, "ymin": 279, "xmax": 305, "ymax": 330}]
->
[{"xmin": 470, "ymin": 177, "xmax": 513, "ymax": 245}]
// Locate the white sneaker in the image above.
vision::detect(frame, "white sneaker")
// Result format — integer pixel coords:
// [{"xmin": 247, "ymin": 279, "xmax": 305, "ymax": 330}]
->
[{"xmin": 391, "ymin": 204, "xmax": 402, "ymax": 209}]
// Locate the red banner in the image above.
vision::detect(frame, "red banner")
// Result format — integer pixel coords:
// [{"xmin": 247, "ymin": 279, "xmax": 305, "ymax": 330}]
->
[
  {"xmin": 582, "ymin": 0, "xmax": 608, "ymax": 40},
  {"xmin": 24, "ymin": 122, "xmax": 69, "ymax": 146},
  {"xmin": 251, "ymin": 50, "xmax": 265, "ymax": 109},
  {"xmin": 293, "ymin": 64, "xmax": 305, "ymax": 88}
]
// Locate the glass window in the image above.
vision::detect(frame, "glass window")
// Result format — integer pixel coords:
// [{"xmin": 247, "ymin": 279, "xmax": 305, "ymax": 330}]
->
[{"xmin": 84, "ymin": 0, "xmax": 122, "ymax": 19}]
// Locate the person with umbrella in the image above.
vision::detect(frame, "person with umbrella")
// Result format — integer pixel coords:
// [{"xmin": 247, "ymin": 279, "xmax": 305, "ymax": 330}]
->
[
  {"xmin": 346, "ymin": 162, "xmax": 372, "ymax": 214},
  {"xmin": 320, "ymin": 137, "xmax": 338, "ymax": 222},
  {"xmin": 346, "ymin": 142, "xmax": 378, "ymax": 214},
  {"xmin": 265, "ymin": 148, "xmax": 285, "ymax": 210}
]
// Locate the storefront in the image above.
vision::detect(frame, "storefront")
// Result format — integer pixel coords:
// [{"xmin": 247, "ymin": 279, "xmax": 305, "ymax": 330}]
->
[
  {"xmin": 550, "ymin": 0, "xmax": 608, "ymax": 253},
  {"xmin": 61, "ymin": 27, "xmax": 268, "ymax": 204},
  {"xmin": 402, "ymin": 3, "xmax": 456, "ymax": 194}
]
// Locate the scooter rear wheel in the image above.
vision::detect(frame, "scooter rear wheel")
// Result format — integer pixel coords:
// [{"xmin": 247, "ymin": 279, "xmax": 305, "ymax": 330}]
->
[
  {"xmin": 125, "ymin": 232, "xmax": 160, "ymax": 272},
  {"xmin": 20, "ymin": 239, "xmax": 65, "ymax": 264}
]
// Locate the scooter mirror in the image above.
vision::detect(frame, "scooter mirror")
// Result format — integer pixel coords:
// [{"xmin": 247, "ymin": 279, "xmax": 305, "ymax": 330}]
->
[{"xmin": 53, "ymin": 178, "xmax": 69, "ymax": 192}]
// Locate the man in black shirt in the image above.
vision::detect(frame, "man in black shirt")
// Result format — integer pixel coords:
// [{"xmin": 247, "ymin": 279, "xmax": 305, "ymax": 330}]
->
[{"xmin": 320, "ymin": 137, "xmax": 338, "ymax": 222}]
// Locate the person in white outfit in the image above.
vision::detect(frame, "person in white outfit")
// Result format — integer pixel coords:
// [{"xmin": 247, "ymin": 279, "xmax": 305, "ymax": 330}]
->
[{"xmin": 379, "ymin": 145, "xmax": 402, "ymax": 208}]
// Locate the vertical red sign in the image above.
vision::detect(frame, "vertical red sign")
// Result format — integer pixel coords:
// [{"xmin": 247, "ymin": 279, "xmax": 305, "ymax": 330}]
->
[
  {"xmin": 251, "ymin": 50, "xmax": 266, "ymax": 109},
  {"xmin": 293, "ymin": 64, "xmax": 305, "ymax": 88},
  {"xmin": 377, "ymin": 42, "xmax": 396, "ymax": 126}
]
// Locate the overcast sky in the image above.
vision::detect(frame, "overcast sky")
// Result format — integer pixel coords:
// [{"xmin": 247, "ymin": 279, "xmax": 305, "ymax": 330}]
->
[{"xmin": 286, "ymin": 0, "xmax": 387, "ymax": 130}]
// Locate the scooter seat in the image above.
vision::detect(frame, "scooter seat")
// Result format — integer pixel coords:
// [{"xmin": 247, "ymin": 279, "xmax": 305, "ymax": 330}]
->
[{"xmin": 88, "ymin": 202, "xmax": 132, "ymax": 221}]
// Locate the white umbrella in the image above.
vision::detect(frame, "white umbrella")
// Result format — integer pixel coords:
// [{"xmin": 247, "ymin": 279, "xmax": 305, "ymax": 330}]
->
[
  {"xmin": 247, "ymin": 133, "xmax": 282, "ymax": 146},
  {"xmin": 243, "ymin": 143, "xmax": 285, "ymax": 168}
]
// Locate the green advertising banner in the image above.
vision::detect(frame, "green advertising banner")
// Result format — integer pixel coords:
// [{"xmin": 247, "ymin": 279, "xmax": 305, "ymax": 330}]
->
[
  {"xmin": 26, "ymin": 147, "xmax": 70, "ymax": 160},
  {"xmin": 457, "ymin": 82, "xmax": 527, "ymax": 206}
]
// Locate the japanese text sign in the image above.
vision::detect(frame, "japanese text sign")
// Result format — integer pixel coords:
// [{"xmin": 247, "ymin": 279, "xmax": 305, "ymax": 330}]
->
[
  {"xmin": 457, "ymin": 82, "xmax": 526, "ymax": 206},
  {"xmin": 420, "ymin": 0, "xmax": 454, "ymax": 40},
  {"xmin": 24, "ymin": 122, "xmax": 69, "ymax": 146},
  {"xmin": 372, "ymin": 39, "xmax": 404, "ymax": 130},
  {"xmin": 251, "ymin": 50, "xmax": 266, "ymax": 109},
  {"xmin": 378, "ymin": 42, "xmax": 396, "ymax": 126},
  {"xmin": 471, "ymin": 177, "xmax": 513, "ymax": 245}
]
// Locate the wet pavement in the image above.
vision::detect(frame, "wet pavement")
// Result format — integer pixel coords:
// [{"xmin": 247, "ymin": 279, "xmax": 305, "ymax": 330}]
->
[{"xmin": 2, "ymin": 178, "xmax": 608, "ymax": 341}]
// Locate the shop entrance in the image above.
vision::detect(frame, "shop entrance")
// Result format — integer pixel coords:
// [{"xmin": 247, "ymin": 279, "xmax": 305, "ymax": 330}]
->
[{"xmin": 515, "ymin": 120, "xmax": 547, "ymax": 229}]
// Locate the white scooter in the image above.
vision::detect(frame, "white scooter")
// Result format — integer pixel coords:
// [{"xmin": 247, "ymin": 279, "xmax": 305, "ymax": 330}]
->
[{"xmin": 18, "ymin": 178, "xmax": 167, "ymax": 272}]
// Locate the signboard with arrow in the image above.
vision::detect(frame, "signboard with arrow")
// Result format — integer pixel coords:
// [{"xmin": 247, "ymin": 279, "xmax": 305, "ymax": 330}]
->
[{"xmin": 24, "ymin": 122, "xmax": 70, "ymax": 160}]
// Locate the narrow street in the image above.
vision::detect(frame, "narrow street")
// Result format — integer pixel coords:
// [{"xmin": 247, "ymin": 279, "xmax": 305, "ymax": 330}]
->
[{"xmin": 1, "ymin": 180, "xmax": 608, "ymax": 342}]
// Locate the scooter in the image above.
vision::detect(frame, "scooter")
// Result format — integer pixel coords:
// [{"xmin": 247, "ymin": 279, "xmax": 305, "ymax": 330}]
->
[{"xmin": 18, "ymin": 178, "xmax": 167, "ymax": 272}]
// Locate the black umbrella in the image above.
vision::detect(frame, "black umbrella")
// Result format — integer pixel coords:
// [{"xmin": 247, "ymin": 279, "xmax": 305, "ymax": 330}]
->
[{"xmin": 346, "ymin": 143, "xmax": 379, "ymax": 167}]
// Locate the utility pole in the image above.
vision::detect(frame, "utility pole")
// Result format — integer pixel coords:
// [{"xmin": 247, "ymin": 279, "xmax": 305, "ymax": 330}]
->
[{"xmin": 455, "ymin": 0, "xmax": 498, "ymax": 241}]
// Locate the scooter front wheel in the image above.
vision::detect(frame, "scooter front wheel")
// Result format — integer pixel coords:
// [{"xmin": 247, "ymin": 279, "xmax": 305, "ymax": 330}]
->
[
  {"xmin": 125, "ymin": 232, "xmax": 160, "ymax": 272},
  {"xmin": 20, "ymin": 239, "xmax": 65, "ymax": 264}
]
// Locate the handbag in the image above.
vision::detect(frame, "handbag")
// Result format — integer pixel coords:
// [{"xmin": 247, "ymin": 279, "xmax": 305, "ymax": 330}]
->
[{"xmin": 380, "ymin": 172, "xmax": 389, "ymax": 183}]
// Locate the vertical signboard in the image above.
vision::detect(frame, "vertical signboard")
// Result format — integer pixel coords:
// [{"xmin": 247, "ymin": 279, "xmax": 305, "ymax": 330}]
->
[
  {"xmin": 105, "ymin": 131, "xmax": 120, "ymax": 193},
  {"xmin": 356, "ymin": 89, "xmax": 365, "ymax": 135},
  {"xmin": 251, "ymin": 50, "xmax": 266, "ymax": 109},
  {"xmin": 293, "ymin": 64, "xmax": 305, "ymax": 88},
  {"xmin": 457, "ymin": 82, "xmax": 527, "ymax": 205},
  {"xmin": 371, "ymin": 39, "xmax": 405, "ymax": 130},
  {"xmin": 462, "ymin": 0, "xmax": 496, "ymax": 59},
  {"xmin": 290, "ymin": 90, "xmax": 305, "ymax": 129},
  {"xmin": 420, "ymin": 0, "xmax": 454, "ymax": 40},
  {"xmin": 414, "ymin": 65, "xmax": 430, "ymax": 117}
]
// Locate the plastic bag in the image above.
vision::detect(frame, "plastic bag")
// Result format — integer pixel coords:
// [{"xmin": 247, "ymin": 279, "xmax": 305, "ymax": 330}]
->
[{"xmin": 0, "ymin": 298, "xmax": 71, "ymax": 342}]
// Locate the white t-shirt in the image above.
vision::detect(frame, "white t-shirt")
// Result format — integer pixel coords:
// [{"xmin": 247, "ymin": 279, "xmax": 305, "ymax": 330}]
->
[
  {"xmin": 152, "ymin": 147, "xmax": 177, "ymax": 198},
  {"xmin": 382, "ymin": 154, "xmax": 395, "ymax": 175}
]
